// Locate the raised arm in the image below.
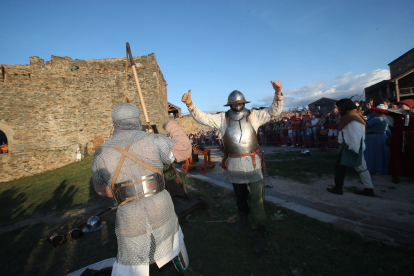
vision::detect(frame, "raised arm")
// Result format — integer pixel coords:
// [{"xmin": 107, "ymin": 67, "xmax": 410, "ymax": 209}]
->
[
  {"xmin": 251, "ymin": 81, "xmax": 284, "ymax": 128},
  {"xmin": 163, "ymin": 120, "xmax": 192, "ymax": 162},
  {"xmin": 182, "ymin": 90, "xmax": 224, "ymax": 130}
]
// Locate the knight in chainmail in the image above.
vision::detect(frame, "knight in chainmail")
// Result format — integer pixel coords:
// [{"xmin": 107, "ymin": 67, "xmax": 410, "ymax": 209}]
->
[
  {"xmin": 181, "ymin": 81, "xmax": 283, "ymax": 254},
  {"xmin": 91, "ymin": 103, "xmax": 194, "ymax": 276}
]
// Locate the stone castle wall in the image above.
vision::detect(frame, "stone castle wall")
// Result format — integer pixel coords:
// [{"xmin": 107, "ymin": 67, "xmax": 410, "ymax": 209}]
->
[
  {"xmin": 0, "ymin": 54, "xmax": 168, "ymax": 182},
  {"xmin": 175, "ymin": 115, "xmax": 214, "ymax": 134}
]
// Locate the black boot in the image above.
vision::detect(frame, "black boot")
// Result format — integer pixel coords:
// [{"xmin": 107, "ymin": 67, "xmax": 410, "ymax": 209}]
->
[
  {"xmin": 326, "ymin": 186, "xmax": 343, "ymax": 195},
  {"xmin": 235, "ymin": 211, "xmax": 250, "ymax": 232},
  {"xmin": 354, "ymin": 188, "xmax": 375, "ymax": 197},
  {"xmin": 253, "ymin": 225, "xmax": 266, "ymax": 254}
]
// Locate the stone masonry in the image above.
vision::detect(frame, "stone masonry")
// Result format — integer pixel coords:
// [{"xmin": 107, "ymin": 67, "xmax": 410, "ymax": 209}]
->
[
  {"xmin": 175, "ymin": 115, "xmax": 214, "ymax": 134},
  {"xmin": 0, "ymin": 54, "xmax": 169, "ymax": 182}
]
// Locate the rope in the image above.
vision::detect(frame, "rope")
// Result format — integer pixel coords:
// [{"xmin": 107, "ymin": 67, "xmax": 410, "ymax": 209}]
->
[{"xmin": 186, "ymin": 214, "xmax": 237, "ymax": 224}]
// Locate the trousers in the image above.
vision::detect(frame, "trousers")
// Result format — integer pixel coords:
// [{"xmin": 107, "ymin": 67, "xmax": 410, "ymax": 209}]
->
[
  {"xmin": 232, "ymin": 180, "xmax": 266, "ymax": 229},
  {"xmin": 335, "ymin": 151, "xmax": 373, "ymax": 189}
]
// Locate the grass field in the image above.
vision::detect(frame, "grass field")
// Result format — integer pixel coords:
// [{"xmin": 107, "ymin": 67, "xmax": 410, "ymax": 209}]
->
[
  {"xmin": 0, "ymin": 155, "xmax": 413, "ymax": 275},
  {"xmin": 264, "ymin": 149, "xmax": 360, "ymax": 183}
]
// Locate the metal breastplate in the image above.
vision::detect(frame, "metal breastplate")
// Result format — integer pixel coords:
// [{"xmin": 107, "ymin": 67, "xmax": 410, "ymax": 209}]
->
[
  {"xmin": 113, "ymin": 172, "xmax": 164, "ymax": 204},
  {"xmin": 222, "ymin": 109, "xmax": 258, "ymax": 154}
]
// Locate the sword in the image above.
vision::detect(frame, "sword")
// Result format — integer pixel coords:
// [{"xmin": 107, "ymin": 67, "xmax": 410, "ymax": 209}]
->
[{"xmin": 126, "ymin": 42, "xmax": 154, "ymax": 133}]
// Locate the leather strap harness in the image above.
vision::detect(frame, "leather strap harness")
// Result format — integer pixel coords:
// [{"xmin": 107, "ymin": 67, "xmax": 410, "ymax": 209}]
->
[{"xmin": 111, "ymin": 145, "xmax": 163, "ymax": 205}]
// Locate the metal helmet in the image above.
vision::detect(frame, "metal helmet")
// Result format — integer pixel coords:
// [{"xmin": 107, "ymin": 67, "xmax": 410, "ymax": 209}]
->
[
  {"xmin": 224, "ymin": 90, "xmax": 250, "ymax": 106},
  {"xmin": 83, "ymin": 216, "xmax": 106, "ymax": 233},
  {"xmin": 111, "ymin": 103, "xmax": 143, "ymax": 131}
]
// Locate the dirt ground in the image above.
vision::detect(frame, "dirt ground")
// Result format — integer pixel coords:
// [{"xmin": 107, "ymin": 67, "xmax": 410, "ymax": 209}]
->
[{"xmin": 193, "ymin": 145, "xmax": 414, "ymax": 224}]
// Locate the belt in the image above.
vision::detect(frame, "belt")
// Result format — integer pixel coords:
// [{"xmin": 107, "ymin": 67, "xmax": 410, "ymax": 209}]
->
[
  {"xmin": 367, "ymin": 132, "xmax": 386, "ymax": 135},
  {"xmin": 221, "ymin": 148, "xmax": 264, "ymax": 171},
  {"xmin": 113, "ymin": 173, "xmax": 164, "ymax": 205},
  {"xmin": 111, "ymin": 145, "xmax": 164, "ymax": 205}
]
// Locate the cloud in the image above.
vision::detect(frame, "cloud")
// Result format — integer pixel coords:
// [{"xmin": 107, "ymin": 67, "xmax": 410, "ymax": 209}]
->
[{"xmin": 253, "ymin": 69, "xmax": 390, "ymax": 109}]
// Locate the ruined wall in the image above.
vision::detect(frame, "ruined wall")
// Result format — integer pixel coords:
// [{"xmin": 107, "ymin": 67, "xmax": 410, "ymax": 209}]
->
[
  {"xmin": 0, "ymin": 54, "xmax": 168, "ymax": 182},
  {"xmin": 175, "ymin": 115, "xmax": 214, "ymax": 134}
]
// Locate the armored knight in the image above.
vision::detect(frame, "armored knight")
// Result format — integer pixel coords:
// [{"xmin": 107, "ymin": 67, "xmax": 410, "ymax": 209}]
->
[
  {"xmin": 91, "ymin": 103, "xmax": 194, "ymax": 276},
  {"xmin": 181, "ymin": 81, "xmax": 283, "ymax": 253}
]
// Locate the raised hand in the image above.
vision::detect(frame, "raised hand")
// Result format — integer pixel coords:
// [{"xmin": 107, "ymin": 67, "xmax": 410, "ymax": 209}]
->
[
  {"xmin": 271, "ymin": 80, "xmax": 282, "ymax": 95},
  {"xmin": 181, "ymin": 90, "xmax": 193, "ymax": 107}
]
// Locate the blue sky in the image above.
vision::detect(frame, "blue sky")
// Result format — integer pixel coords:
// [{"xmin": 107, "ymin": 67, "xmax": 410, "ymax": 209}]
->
[{"xmin": 1, "ymin": 0, "xmax": 413, "ymax": 112}]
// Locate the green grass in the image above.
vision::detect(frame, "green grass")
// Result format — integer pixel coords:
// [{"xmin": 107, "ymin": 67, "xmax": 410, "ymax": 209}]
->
[
  {"xmin": 0, "ymin": 156, "xmax": 413, "ymax": 275},
  {"xmin": 265, "ymin": 150, "xmax": 359, "ymax": 183},
  {"xmin": 0, "ymin": 155, "xmax": 112, "ymax": 225}
]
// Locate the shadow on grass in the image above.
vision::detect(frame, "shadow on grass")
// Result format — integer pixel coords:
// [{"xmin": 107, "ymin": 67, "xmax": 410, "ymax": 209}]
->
[
  {"xmin": 0, "ymin": 187, "xmax": 30, "ymax": 225},
  {"xmin": 0, "ymin": 174, "xmax": 116, "ymax": 275},
  {"xmin": 0, "ymin": 156, "xmax": 111, "ymax": 224}
]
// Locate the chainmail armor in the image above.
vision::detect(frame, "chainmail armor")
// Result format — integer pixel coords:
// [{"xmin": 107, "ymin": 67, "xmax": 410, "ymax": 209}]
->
[
  {"xmin": 91, "ymin": 103, "xmax": 178, "ymax": 266},
  {"xmin": 227, "ymin": 155, "xmax": 263, "ymax": 184}
]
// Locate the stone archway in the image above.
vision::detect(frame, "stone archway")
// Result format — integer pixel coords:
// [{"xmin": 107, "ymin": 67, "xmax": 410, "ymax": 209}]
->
[{"xmin": 0, "ymin": 122, "xmax": 14, "ymax": 145}]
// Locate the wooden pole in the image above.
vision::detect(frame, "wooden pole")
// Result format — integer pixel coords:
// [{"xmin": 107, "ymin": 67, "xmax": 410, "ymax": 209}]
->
[
  {"xmin": 126, "ymin": 42, "xmax": 153, "ymax": 132},
  {"xmin": 396, "ymin": 79, "xmax": 400, "ymax": 102},
  {"xmin": 130, "ymin": 64, "xmax": 150, "ymax": 125}
]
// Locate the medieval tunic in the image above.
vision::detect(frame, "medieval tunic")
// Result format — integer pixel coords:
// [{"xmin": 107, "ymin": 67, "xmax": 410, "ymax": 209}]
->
[
  {"xmin": 92, "ymin": 130, "xmax": 183, "ymax": 276},
  {"xmin": 187, "ymin": 94, "xmax": 283, "ymax": 183}
]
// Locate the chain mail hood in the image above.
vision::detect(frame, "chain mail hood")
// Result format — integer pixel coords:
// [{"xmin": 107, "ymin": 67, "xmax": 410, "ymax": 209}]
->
[{"xmin": 112, "ymin": 103, "xmax": 143, "ymax": 131}]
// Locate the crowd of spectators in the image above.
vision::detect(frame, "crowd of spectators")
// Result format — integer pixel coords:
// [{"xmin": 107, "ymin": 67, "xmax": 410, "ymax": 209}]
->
[
  {"xmin": 188, "ymin": 130, "xmax": 220, "ymax": 147},
  {"xmin": 258, "ymin": 107, "xmax": 341, "ymax": 149}
]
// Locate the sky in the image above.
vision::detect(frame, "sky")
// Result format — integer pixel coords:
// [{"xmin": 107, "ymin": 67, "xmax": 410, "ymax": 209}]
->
[{"xmin": 1, "ymin": 0, "xmax": 413, "ymax": 112}]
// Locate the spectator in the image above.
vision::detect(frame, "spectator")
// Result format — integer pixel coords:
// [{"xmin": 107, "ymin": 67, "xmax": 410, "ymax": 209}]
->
[
  {"xmin": 311, "ymin": 113, "xmax": 320, "ymax": 147},
  {"xmin": 364, "ymin": 105, "xmax": 390, "ymax": 174},
  {"xmin": 327, "ymin": 108, "xmax": 340, "ymax": 149},
  {"xmin": 380, "ymin": 98, "xmax": 391, "ymax": 108},
  {"xmin": 279, "ymin": 118, "xmax": 288, "ymax": 147},
  {"xmin": 265, "ymin": 122, "xmax": 273, "ymax": 146},
  {"xmin": 302, "ymin": 110, "xmax": 313, "ymax": 148},
  {"xmin": 318, "ymin": 115, "xmax": 328, "ymax": 148},
  {"xmin": 291, "ymin": 112, "xmax": 302, "ymax": 147},
  {"xmin": 258, "ymin": 125, "xmax": 265, "ymax": 145},
  {"xmin": 288, "ymin": 118, "xmax": 294, "ymax": 145},
  {"xmin": 273, "ymin": 121, "xmax": 281, "ymax": 146}
]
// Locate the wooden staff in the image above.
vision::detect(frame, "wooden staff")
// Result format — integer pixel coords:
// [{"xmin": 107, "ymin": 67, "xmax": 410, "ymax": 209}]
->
[{"xmin": 126, "ymin": 42, "xmax": 154, "ymax": 133}]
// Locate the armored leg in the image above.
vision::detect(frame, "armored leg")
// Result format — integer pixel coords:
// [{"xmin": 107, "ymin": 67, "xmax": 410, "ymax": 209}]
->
[
  {"xmin": 248, "ymin": 180, "xmax": 267, "ymax": 254},
  {"xmin": 248, "ymin": 180, "xmax": 266, "ymax": 229}
]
